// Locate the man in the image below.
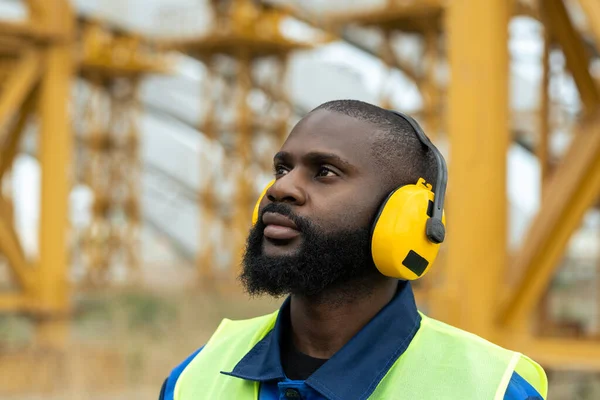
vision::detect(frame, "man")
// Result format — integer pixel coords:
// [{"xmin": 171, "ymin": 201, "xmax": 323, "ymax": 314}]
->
[{"xmin": 159, "ymin": 100, "xmax": 548, "ymax": 399}]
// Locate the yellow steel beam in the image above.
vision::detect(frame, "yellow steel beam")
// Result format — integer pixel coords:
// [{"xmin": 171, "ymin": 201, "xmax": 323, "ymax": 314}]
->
[
  {"xmin": 80, "ymin": 22, "xmax": 169, "ymax": 77},
  {"xmin": 1, "ymin": 0, "xmax": 74, "ymax": 41},
  {"xmin": 514, "ymin": 1, "xmax": 540, "ymax": 19},
  {"xmin": 543, "ymin": 0, "xmax": 600, "ymax": 114},
  {"xmin": 0, "ymin": 36, "xmax": 30, "ymax": 55},
  {"xmin": 0, "ymin": 21, "xmax": 58, "ymax": 41},
  {"xmin": 0, "ymin": 50, "xmax": 42, "ymax": 132},
  {"xmin": 0, "ymin": 0, "xmax": 71, "ymax": 42},
  {"xmin": 0, "ymin": 88, "xmax": 36, "ymax": 180},
  {"xmin": 437, "ymin": 0, "xmax": 509, "ymax": 340},
  {"xmin": 0, "ymin": 196, "xmax": 35, "ymax": 291},
  {"xmin": 0, "ymin": 293, "xmax": 31, "ymax": 312},
  {"xmin": 577, "ymin": 0, "xmax": 600, "ymax": 51},
  {"xmin": 324, "ymin": 0, "xmax": 444, "ymax": 32},
  {"xmin": 163, "ymin": 1, "xmax": 311, "ymax": 58},
  {"xmin": 261, "ymin": 2, "xmax": 423, "ymax": 85},
  {"xmin": 500, "ymin": 114, "xmax": 600, "ymax": 328},
  {"xmin": 37, "ymin": 0, "xmax": 74, "ymax": 314}
]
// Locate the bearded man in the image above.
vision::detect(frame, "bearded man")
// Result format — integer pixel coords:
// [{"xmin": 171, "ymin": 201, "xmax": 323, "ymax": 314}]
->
[{"xmin": 159, "ymin": 100, "xmax": 547, "ymax": 400}]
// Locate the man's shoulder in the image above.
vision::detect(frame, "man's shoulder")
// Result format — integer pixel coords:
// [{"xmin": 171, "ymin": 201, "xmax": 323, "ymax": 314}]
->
[
  {"xmin": 420, "ymin": 313, "xmax": 507, "ymax": 348},
  {"xmin": 158, "ymin": 311, "xmax": 280, "ymax": 400},
  {"xmin": 217, "ymin": 311, "xmax": 280, "ymax": 331},
  {"xmin": 420, "ymin": 314, "xmax": 548, "ymax": 399},
  {"xmin": 509, "ymin": 354, "xmax": 548, "ymax": 399},
  {"xmin": 505, "ymin": 371, "xmax": 546, "ymax": 399},
  {"xmin": 204, "ymin": 311, "xmax": 280, "ymax": 347},
  {"xmin": 421, "ymin": 314, "xmax": 524, "ymax": 357},
  {"xmin": 160, "ymin": 346, "xmax": 204, "ymax": 400}
]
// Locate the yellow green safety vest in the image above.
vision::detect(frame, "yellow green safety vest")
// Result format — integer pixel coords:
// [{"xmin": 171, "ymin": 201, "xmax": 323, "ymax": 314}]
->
[{"xmin": 173, "ymin": 311, "xmax": 547, "ymax": 399}]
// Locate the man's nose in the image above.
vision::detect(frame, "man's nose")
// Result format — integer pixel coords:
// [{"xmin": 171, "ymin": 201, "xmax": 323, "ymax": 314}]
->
[{"xmin": 266, "ymin": 173, "xmax": 306, "ymax": 205}]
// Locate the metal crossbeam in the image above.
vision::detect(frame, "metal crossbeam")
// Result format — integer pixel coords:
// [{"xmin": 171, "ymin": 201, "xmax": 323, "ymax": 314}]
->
[
  {"xmin": 0, "ymin": 50, "xmax": 41, "ymax": 132},
  {"xmin": 543, "ymin": 0, "xmax": 600, "ymax": 114},
  {"xmin": 0, "ymin": 0, "xmax": 74, "ymax": 41},
  {"xmin": 0, "ymin": 196, "xmax": 34, "ymax": 291},
  {"xmin": 0, "ymin": 89, "xmax": 35, "ymax": 180},
  {"xmin": 500, "ymin": 114, "xmax": 600, "ymax": 328},
  {"xmin": 577, "ymin": 0, "xmax": 600, "ymax": 52},
  {"xmin": 0, "ymin": 21, "xmax": 51, "ymax": 41},
  {"xmin": 324, "ymin": 0, "xmax": 444, "ymax": 32},
  {"xmin": 0, "ymin": 36, "xmax": 30, "ymax": 55}
]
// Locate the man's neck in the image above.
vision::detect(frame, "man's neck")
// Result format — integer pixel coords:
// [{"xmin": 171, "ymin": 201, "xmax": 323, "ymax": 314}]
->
[{"xmin": 289, "ymin": 277, "xmax": 398, "ymax": 359}]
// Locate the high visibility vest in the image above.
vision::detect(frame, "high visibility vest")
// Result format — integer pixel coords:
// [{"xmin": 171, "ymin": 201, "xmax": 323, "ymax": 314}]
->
[{"xmin": 173, "ymin": 311, "xmax": 547, "ymax": 399}]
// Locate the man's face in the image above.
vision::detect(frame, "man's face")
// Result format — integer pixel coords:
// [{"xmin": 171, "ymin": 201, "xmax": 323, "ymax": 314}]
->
[{"xmin": 240, "ymin": 109, "xmax": 389, "ymax": 298}]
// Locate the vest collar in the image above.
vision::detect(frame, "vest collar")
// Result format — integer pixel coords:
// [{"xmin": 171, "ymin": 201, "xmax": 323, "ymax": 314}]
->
[{"xmin": 224, "ymin": 281, "xmax": 421, "ymax": 400}]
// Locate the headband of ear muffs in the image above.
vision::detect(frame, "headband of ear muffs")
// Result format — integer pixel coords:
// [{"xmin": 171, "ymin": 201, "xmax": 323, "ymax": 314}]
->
[
  {"xmin": 251, "ymin": 110, "xmax": 447, "ymax": 281},
  {"xmin": 252, "ymin": 180, "xmax": 274, "ymax": 226}
]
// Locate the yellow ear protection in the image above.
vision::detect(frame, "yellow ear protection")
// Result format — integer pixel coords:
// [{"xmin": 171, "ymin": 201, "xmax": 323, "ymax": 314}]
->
[
  {"xmin": 252, "ymin": 180, "xmax": 274, "ymax": 225},
  {"xmin": 251, "ymin": 110, "xmax": 447, "ymax": 281},
  {"xmin": 369, "ymin": 110, "xmax": 447, "ymax": 280}
]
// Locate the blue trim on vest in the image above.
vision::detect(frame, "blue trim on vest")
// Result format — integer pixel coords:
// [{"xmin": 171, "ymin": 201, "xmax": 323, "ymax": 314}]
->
[
  {"xmin": 504, "ymin": 371, "xmax": 544, "ymax": 400},
  {"xmin": 225, "ymin": 281, "xmax": 421, "ymax": 400},
  {"xmin": 163, "ymin": 346, "xmax": 204, "ymax": 400}
]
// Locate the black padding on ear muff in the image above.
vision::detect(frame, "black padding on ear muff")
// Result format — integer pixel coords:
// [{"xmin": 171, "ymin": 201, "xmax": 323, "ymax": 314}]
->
[
  {"xmin": 426, "ymin": 219, "xmax": 446, "ymax": 244},
  {"xmin": 402, "ymin": 250, "xmax": 429, "ymax": 276},
  {"xmin": 369, "ymin": 188, "xmax": 399, "ymax": 238}
]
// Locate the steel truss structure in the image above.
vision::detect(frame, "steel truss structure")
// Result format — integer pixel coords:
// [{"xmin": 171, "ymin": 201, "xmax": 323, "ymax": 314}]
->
[{"xmin": 0, "ymin": 0, "xmax": 599, "ymax": 384}]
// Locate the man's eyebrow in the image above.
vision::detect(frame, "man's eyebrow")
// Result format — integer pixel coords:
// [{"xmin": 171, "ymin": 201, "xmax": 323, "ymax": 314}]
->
[
  {"xmin": 273, "ymin": 151, "xmax": 356, "ymax": 171},
  {"xmin": 304, "ymin": 152, "xmax": 354, "ymax": 170},
  {"xmin": 273, "ymin": 151, "xmax": 290, "ymax": 163}
]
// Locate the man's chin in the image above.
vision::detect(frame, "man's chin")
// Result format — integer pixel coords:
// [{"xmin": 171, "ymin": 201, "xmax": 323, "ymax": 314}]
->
[
  {"xmin": 240, "ymin": 222, "xmax": 378, "ymax": 302},
  {"xmin": 261, "ymin": 236, "xmax": 302, "ymax": 257}
]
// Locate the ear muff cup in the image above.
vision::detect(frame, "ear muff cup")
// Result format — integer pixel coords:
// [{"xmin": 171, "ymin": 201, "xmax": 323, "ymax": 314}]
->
[
  {"xmin": 252, "ymin": 180, "xmax": 275, "ymax": 225},
  {"xmin": 371, "ymin": 181, "xmax": 445, "ymax": 281}
]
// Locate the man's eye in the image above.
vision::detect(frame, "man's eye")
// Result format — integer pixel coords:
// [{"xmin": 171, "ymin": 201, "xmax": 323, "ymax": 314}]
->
[
  {"xmin": 316, "ymin": 167, "xmax": 337, "ymax": 177},
  {"xmin": 274, "ymin": 165, "xmax": 288, "ymax": 176}
]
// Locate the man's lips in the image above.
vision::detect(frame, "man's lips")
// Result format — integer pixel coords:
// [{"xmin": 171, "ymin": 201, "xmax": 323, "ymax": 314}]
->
[{"xmin": 262, "ymin": 212, "xmax": 300, "ymax": 240}]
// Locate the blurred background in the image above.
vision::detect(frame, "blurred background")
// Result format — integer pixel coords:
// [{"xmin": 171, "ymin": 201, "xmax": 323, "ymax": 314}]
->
[{"xmin": 0, "ymin": 0, "xmax": 599, "ymax": 398}]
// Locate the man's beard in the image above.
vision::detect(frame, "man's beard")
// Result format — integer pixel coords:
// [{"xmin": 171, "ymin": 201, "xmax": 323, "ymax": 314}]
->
[{"xmin": 239, "ymin": 203, "xmax": 380, "ymax": 300}]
